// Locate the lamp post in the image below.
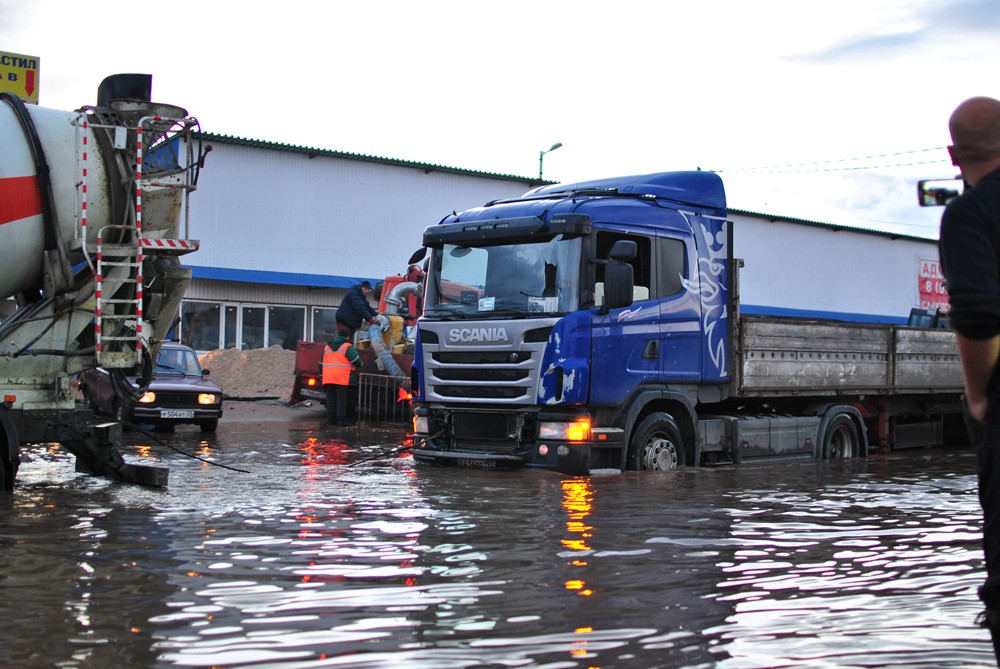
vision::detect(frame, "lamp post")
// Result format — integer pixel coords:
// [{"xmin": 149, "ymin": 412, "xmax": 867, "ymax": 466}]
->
[{"xmin": 538, "ymin": 142, "xmax": 563, "ymax": 180}]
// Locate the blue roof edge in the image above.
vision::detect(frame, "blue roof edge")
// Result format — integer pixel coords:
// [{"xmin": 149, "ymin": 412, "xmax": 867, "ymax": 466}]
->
[{"xmin": 188, "ymin": 265, "xmax": 376, "ymax": 290}]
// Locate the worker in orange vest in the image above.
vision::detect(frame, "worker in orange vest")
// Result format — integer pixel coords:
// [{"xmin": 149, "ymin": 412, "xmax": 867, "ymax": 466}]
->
[{"xmin": 320, "ymin": 333, "xmax": 362, "ymax": 426}]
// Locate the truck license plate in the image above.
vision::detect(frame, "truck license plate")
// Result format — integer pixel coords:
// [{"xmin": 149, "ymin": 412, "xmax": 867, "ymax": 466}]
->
[
  {"xmin": 456, "ymin": 458, "xmax": 496, "ymax": 468},
  {"xmin": 160, "ymin": 409, "xmax": 194, "ymax": 419}
]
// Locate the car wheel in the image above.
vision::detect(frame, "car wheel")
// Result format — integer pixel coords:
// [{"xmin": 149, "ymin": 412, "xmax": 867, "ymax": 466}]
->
[{"xmin": 200, "ymin": 419, "xmax": 219, "ymax": 434}]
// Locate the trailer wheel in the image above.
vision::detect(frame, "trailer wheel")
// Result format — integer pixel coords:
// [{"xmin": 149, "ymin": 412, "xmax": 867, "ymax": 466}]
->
[
  {"xmin": 823, "ymin": 414, "xmax": 860, "ymax": 459},
  {"xmin": 627, "ymin": 412, "xmax": 684, "ymax": 471}
]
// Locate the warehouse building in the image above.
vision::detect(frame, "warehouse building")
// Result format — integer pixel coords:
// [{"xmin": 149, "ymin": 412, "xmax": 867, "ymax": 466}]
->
[
  {"xmin": 178, "ymin": 134, "xmax": 537, "ymax": 352},
  {"xmin": 177, "ymin": 134, "xmax": 945, "ymax": 354}
]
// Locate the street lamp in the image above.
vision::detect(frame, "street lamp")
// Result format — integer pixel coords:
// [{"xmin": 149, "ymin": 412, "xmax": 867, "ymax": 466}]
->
[{"xmin": 538, "ymin": 142, "xmax": 563, "ymax": 180}]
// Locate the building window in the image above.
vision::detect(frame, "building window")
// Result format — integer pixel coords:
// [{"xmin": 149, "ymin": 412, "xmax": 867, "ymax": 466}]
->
[
  {"xmin": 268, "ymin": 306, "xmax": 305, "ymax": 350},
  {"xmin": 180, "ymin": 301, "xmax": 306, "ymax": 352},
  {"xmin": 181, "ymin": 302, "xmax": 221, "ymax": 351},
  {"xmin": 312, "ymin": 307, "xmax": 338, "ymax": 343}
]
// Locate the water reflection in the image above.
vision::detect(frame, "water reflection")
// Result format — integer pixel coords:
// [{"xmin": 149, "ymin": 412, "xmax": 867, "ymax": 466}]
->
[{"xmin": 0, "ymin": 428, "xmax": 995, "ymax": 667}]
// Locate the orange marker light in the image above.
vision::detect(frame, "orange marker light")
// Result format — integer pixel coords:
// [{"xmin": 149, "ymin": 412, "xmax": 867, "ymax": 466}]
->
[{"xmin": 566, "ymin": 419, "xmax": 591, "ymax": 442}]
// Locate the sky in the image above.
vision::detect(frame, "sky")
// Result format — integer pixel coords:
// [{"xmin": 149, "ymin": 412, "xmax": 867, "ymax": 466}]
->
[{"xmin": 2, "ymin": 0, "xmax": 998, "ymax": 240}]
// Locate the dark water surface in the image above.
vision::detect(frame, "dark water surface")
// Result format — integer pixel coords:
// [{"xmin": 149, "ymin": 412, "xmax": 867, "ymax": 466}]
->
[{"xmin": 0, "ymin": 410, "xmax": 994, "ymax": 668}]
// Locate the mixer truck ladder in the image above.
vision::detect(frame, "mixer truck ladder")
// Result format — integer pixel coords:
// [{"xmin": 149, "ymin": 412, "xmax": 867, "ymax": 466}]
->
[{"xmin": 76, "ymin": 113, "xmax": 201, "ymax": 369}]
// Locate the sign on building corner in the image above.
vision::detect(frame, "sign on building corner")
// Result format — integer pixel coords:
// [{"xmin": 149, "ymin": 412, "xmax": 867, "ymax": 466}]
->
[
  {"xmin": 0, "ymin": 51, "xmax": 40, "ymax": 105},
  {"xmin": 918, "ymin": 256, "xmax": 949, "ymax": 312}
]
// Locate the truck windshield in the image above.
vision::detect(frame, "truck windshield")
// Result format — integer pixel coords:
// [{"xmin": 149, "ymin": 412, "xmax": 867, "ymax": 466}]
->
[{"xmin": 424, "ymin": 236, "xmax": 582, "ymax": 318}]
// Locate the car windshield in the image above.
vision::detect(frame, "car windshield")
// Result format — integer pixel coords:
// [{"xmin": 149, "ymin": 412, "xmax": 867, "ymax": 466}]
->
[
  {"xmin": 424, "ymin": 235, "xmax": 581, "ymax": 319},
  {"xmin": 155, "ymin": 347, "xmax": 203, "ymax": 375}
]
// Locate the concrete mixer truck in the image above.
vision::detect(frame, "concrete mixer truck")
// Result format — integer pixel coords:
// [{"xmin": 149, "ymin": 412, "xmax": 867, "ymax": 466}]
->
[{"xmin": 0, "ymin": 74, "xmax": 209, "ymax": 490}]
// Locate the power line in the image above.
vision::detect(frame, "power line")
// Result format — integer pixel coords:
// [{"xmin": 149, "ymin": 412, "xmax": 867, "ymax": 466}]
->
[{"xmin": 714, "ymin": 147, "xmax": 950, "ymax": 174}]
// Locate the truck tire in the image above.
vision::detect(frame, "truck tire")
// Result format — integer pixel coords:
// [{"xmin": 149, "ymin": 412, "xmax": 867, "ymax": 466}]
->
[
  {"xmin": 627, "ymin": 412, "xmax": 685, "ymax": 471},
  {"xmin": 822, "ymin": 414, "xmax": 860, "ymax": 459}
]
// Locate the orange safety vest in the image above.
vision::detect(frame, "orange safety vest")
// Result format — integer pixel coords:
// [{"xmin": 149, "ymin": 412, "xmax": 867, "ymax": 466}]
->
[{"xmin": 321, "ymin": 342, "xmax": 353, "ymax": 386}]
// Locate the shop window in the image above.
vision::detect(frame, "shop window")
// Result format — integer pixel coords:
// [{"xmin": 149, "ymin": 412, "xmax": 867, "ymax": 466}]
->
[
  {"xmin": 312, "ymin": 307, "xmax": 338, "ymax": 343},
  {"xmin": 268, "ymin": 306, "xmax": 305, "ymax": 350},
  {"xmin": 181, "ymin": 302, "xmax": 221, "ymax": 351}
]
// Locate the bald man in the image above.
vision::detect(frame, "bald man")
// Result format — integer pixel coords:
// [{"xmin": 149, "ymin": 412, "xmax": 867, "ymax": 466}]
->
[{"xmin": 939, "ymin": 95, "xmax": 1000, "ymax": 662}]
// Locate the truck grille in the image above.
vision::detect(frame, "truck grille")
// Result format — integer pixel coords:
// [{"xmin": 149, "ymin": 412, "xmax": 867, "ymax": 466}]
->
[
  {"xmin": 436, "ymin": 386, "xmax": 524, "ymax": 399},
  {"xmin": 452, "ymin": 412, "xmax": 524, "ymax": 454},
  {"xmin": 426, "ymin": 348, "xmax": 539, "ymax": 403},
  {"xmin": 420, "ymin": 322, "xmax": 551, "ymax": 405},
  {"xmin": 434, "ymin": 351, "xmax": 532, "ymax": 364}
]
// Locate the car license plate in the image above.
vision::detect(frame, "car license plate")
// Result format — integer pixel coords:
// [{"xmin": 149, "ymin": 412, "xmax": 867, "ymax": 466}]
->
[
  {"xmin": 160, "ymin": 409, "xmax": 194, "ymax": 419},
  {"xmin": 456, "ymin": 458, "xmax": 496, "ymax": 468}
]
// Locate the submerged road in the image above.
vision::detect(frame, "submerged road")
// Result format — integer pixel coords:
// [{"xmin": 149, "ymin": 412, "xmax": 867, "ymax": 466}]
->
[{"xmin": 0, "ymin": 400, "xmax": 994, "ymax": 668}]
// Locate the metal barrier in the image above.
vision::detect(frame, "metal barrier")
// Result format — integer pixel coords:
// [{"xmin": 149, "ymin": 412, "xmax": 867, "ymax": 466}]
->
[{"xmin": 357, "ymin": 373, "xmax": 412, "ymax": 426}]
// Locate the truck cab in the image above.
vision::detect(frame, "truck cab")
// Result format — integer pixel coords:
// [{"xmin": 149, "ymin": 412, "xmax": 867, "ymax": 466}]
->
[{"xmin": 411, "ymin": 172, "xmax": 731, "ymax": 473}]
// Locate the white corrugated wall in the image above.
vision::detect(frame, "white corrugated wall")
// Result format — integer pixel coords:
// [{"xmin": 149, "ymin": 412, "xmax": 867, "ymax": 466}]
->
[
  {"xmin": 186, "ymin": 143, "xmax": 532, "ymax": 280},
  {"xmin": 732, "ymin": 213, "xmax": 939, "ymax": 320}
]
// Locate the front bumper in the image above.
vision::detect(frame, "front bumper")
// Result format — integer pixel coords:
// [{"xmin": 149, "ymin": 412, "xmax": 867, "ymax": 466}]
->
[{"xmin": 130, "ymin": 406, "xmax": 223, "ymax": 424}]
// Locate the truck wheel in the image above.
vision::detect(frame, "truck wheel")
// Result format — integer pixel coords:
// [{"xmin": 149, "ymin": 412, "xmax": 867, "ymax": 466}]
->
[
  {"xmin": 628, "ymin": 412, "xmax": 684, "ymax": 471},
  {"xmin": 823, "ymin": 414, "xmax": 860, "ymax": 459}
]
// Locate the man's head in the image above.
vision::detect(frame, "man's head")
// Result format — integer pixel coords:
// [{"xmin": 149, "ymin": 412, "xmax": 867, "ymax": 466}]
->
[
  {"xmin": 948, "ymin": 96, "xmax": 1000, "ymax": 184},
  {"xmin": 360, "ymin": 280, "xmax": 372, "ymax": 294}
]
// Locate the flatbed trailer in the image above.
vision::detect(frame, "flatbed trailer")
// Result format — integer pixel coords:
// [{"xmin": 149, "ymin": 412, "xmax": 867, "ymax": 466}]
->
[{"xmin": 408, "ymin": 171, "xmax": 965, "ymax": 474}]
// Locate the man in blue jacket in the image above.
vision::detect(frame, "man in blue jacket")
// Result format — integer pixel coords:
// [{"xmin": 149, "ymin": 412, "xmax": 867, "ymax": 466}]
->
[{"xmin": 336, "ymin": 281, "xmax": 379, "ymax": 340}]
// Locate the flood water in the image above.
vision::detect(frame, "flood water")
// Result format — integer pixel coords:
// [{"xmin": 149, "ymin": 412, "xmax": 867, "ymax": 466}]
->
[{"xmin": 0, "ymin": 405, "xmax": 995, "ymax": 669}]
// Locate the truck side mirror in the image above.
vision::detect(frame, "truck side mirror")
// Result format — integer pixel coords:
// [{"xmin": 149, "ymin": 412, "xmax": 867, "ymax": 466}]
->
[
  {"xmin": 918, "ymin": 178, "xmax": 963, "ymax": 207},
  {"xmin": 603, "ymin": 260, "xmax": 634, "ymax": 312}
]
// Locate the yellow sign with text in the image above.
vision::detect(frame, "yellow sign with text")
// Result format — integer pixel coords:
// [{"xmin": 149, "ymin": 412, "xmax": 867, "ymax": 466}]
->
[{"xmin": 0, "ymin": 51, "xmax": 39, "ymax": 104}]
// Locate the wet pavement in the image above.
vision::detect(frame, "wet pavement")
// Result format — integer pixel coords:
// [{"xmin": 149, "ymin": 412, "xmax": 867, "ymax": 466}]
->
[{"xmin": 0, "ymin": 401, "xmax": 995, "ymax": 668}]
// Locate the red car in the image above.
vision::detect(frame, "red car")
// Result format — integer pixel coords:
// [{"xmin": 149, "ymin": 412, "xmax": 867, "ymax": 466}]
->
[{"xmin": 80, "ymin": 341, "xmax": 224, "ymax": 433}]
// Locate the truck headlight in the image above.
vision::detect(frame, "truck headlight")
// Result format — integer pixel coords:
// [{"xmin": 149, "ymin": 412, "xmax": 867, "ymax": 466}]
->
[{"xmin": 539, "ymin": 418, "xmax": 591, "ymax": 442}]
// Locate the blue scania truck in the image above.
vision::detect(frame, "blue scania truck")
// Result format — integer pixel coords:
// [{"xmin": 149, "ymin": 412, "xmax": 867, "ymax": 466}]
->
[{"xmin": 410, "ymin": 171, "xmax": 964, "ymax": 475}]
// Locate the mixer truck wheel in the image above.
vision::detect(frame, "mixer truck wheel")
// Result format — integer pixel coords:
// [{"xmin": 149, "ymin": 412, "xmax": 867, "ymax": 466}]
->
[
  {"xmin": 627, "ymin": 412, "xmax": 684, "ymax": 471},
  {"xmin": 822, "ymin": 414, "xmax": 860, "ymax": 459}
]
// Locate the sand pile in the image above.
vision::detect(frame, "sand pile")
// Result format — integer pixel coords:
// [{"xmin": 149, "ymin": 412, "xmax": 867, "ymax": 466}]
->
[{"xmin": 199, "ymin": 346, "xmax": 297, "ymax": 402}]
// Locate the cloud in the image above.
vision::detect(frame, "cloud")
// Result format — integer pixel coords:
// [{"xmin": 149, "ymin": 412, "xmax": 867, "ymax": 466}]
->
[{"xmin": 795, "ymin": 0, "xmax": 1000, "ymax": 63}]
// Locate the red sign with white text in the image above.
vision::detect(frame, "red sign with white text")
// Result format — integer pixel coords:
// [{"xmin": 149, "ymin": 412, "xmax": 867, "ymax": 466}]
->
[{"xmin": 918, "ymin": 257, "xmax": 949, "ymax": 312}]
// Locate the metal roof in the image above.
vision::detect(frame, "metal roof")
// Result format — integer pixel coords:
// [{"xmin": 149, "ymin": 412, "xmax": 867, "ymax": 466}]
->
[{"xmin": 194, "ymin": 132, "xmax": 548, "ymax": 187}]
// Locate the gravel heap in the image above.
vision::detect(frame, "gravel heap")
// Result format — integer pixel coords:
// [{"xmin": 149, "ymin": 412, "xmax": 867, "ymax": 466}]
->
[{"xmin": 199, "ymin": 346, "xmax": 297, "ymax": 402}]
